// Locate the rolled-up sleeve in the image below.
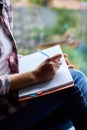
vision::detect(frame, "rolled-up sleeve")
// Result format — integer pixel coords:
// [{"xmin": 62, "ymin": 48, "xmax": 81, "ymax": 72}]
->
[{"xmin": 0, "ymin": 75, "xmax": 10, "ymax": 95}]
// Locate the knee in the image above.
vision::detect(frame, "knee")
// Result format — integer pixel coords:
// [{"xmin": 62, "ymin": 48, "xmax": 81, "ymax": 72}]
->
[
  {"xmin": 68, "ymin": 69, "xmax": 87, "ymax": 100},
  {"xmin": 69, "ymin": 69, "xmax": 87, "ymax": 85}
]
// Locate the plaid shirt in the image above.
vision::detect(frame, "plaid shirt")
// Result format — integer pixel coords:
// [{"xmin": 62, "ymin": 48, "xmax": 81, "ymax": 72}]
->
[{"xmin": 0, "ymin": 0, "xmax": 20, "ymax": 120}]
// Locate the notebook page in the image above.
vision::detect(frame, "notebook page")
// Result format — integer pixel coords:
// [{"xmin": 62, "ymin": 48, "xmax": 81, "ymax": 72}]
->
[{"xmin": 19, "ymin": 45, "xmax": 73, "ymax": 98}]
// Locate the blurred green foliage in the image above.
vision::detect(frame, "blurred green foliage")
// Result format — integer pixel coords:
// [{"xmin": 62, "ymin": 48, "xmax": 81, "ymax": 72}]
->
[
  {"xmin": 26, "ymin": 8, "xmax": 78, "ymax": 43},
  {"xmin": 10, "ymin": 0, "xmax": 19, "ymax": 3},
  {"xmin": 44, "ymin": 8, "xmax": 78, "ymax": 36},
  {"xmin": 18, "ymin": 47, "xmax": 35, "ymax": 55},
  {"xmin": 29, "ymin": 0, "xmax": 48, "ymax": 6},
  {"xmin": 80, "ymin": 0, "xmax": 87, "ymax": 1}
]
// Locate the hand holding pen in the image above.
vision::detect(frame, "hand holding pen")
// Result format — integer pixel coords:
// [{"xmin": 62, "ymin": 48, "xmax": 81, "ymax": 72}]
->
[
  {"xmin": 33, "ymin": 49, "xmax": 62, "ymax": 83},
  {"xmin": 38, "ymin": 49, "xmax": 62, "ymax": 71}
]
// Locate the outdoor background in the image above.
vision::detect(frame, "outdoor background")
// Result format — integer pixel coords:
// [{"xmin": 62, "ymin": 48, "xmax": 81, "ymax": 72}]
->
[{"xmin": 10, "ymin": 0, "xmax": 87, "ymax": 76}]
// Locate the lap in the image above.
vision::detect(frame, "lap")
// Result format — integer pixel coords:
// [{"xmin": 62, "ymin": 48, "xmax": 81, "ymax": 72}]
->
[
  {"xmin": 0, "ymin": 90, "xmax": 69, "ymax": 130},
  {"xmin": 1, "ymin": 69, "xmax": 87, "ymax": 130}
]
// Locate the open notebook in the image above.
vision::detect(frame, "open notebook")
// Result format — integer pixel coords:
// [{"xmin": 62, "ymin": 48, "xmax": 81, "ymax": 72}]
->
[{"xmin": 18, "ymin": 45, "xmax": 74, "ymax": 101}]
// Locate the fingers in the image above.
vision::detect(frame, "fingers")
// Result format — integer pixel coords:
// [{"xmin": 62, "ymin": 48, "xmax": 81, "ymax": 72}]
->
[
  {"xmin": 47, "ymin": 54, "xmax": 62, "ymax": 71},
  {"xmin": 50, "ymin": 54, "xmax": 62, "ymax": 60},
  {"xmin": 47, "ymin": 54, "xmax": 62, "ymax": 63},
  {"xmin": 49, "ymin": 60, "xmax": 62, "ymax": 72},
  {"xmin": 64, "ymin": 53, "xmax": 70, "ymax": 65},
  {"xmin": 64, "ymin": 53, "xmax": 68, "ymax": 58},
  {"xmin": 64, "ymin": 53, "xmax": 75, "ymax": 68},
  {"xmin": 54, "ymin": 62, "xmax": 62, "ymax": 71},
  {"xmin": 68, "ymin": 65, "xmax": 75, "ymax": 69},
  {"xmin": 65, "ymin": 59, "xmax": 70, "ymax": 66}
]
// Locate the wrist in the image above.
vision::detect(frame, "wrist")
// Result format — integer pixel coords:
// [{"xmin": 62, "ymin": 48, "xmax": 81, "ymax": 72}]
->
[{"xmin": 31, "ymin": 70, "xmax": 39, "ymax": 84}]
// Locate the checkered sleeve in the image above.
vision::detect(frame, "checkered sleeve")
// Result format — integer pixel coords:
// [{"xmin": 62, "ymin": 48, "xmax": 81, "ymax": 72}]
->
[
  {"xmin": 8, "ymin": 3, "xmax": 13, "ymax": 30},
  {"xmin": 4, "ymin": 0, "xmax": 13, "ymax": 30},
  {"xmin": 0, "ymin": 75, "xmax": 10, "ymax": 95}
]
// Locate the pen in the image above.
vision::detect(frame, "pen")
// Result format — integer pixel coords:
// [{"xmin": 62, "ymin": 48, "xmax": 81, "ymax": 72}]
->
[{"xmin": 37, "ymin": 49, "xmax": 49, "ymax": 57}]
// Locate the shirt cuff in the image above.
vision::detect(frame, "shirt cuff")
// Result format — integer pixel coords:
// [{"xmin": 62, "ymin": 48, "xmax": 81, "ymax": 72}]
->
[{"xmin": 0, "ymin": 75, "xmax": 10, "ymax": 95}]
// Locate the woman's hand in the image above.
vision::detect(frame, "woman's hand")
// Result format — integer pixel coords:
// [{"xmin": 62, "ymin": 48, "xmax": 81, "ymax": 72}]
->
[
  {"xmin": 64, "ymin": 54, "xmax": 75, "ymax": 69},
  {"xmin": 33, "ymin": 54, "xmax": 62, "ymax": 83}
]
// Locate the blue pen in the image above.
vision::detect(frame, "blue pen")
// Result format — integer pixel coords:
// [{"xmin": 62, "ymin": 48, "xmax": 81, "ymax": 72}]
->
[{"xmin": 37, "ymin": 49, "xmax": 49, "ymax": 57}]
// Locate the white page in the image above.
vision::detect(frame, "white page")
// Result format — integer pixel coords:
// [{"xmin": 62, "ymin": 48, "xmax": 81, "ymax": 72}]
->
[{"xmin": 18, "ymin": 45, "xmax": 74, "ymax": 98}]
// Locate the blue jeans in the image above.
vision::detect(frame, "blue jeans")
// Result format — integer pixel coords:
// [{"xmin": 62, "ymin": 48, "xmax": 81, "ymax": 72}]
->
[
  {"xmin": 1, "ymin": 69, "xmax": 87, "ymax": 130},
  {"xmin": 67, "ymin": 69, "xmax": 87, "ymax": 130}
]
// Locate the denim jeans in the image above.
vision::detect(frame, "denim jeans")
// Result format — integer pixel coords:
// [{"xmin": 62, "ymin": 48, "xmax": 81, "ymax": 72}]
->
[
  {"xmin": 1, "ymin": 69, "xmax": 87, "ymax": 130},
  {"xmin": 67, "ymin": 69, "xmax": 87, "ymax": 130}
]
